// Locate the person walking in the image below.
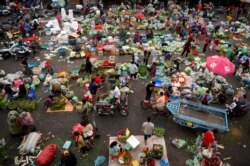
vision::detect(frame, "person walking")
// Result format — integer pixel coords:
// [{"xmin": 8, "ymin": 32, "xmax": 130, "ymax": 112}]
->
[
  {"xmin": 89, "ymin": 78, "xmax": 100, "ymax": 103},
  {"xmin": 85, "ymin": 57, "xmax": 92, "ymax": 74},
  {"xmin": 145, "ymin": 81, "xmax": 155, "ymax": 101},
  {"xmin": 181, "ymin": 40, "xmax": 192, "ymax": 57},
  {"xmin": 143, "ymin": 49, "xmax": 151, "ymax": 65},
  {"xmin": 203, "ymin": 35, "xmax": 211, "ymax": 53},
  {"xmin": 151, "ymin": 47, "xmax": 158, "ymax": 63},
  {"xmin": 128, "ymin": 61, "xmax": 138, "ymax": 80},
  {"xmin": 142, "ymin": 117, "xmax": 154, "ymax": 145}
]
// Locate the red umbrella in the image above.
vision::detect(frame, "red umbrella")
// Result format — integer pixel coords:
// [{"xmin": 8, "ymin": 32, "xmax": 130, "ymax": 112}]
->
[
  {"xmin": 135, "ymin": 12, "xmax": 145, "ymax": 20},
  {"xmin": 206, "ymin": 55, "xmax": 235, "ymax": 76}
]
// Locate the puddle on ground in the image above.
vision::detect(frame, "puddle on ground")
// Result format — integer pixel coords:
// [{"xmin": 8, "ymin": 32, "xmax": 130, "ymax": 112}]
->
[{"xmin": 230, "ymin": 127, "xmax": 243, "ymax": 138}]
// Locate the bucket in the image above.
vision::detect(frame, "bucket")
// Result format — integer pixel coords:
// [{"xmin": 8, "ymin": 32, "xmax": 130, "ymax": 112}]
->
[
  {"xmin": 58, "ymin": 48, "xmax": 68, "ymax": 57},
  {"xmin": 155, "ymin": 79, "xmax": 163, "ymax": 88},
  {"xmin": 85, "ymin": 51, "xmax": 91, "ymax": 58},
  {"xmin": 28, "ymin": 61, "xmax": 36, "ymax": 68},
  {"xmin": 68, "ymin": 39, "xmax": 77, "ymax": 45}
]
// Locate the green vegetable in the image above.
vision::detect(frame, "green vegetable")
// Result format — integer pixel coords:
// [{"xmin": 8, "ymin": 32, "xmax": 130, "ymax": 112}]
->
[
  {"xmin": 154, "ymin": 127, "xmax": 165, "ymax": 137},
  {"xmin": 8, "ymin": 100, "xmax": 36, "ymax": 111},
  {"xmin": 50, "ymin": 97, "xmax": 67, "ymax": 111},
  {"xmin": 138, "ymin": 65, "xmax": 148, "ymax": 77}
]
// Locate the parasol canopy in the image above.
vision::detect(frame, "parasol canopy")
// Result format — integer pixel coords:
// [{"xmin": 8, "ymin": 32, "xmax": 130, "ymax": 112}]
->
[
  {"xmin": 206, "ymin": 55, "xmax": 235, "ymax": 76},
  {"xmin": 135, "ymin": 12, "xmax": 145, "ymax": 20}
]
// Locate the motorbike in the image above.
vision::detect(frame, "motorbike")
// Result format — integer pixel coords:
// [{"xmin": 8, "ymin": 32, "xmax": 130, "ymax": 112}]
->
[
  {"xmin": 95, "ymin": 91, "xmax": 129, "ymax": 116},
  {"xmin": 226, "ymin": 99, "xmax": 250, "ymax": 118},
  {"xmin": 0, "ymin": 41, "xmax": 32, "ymax": 60}
]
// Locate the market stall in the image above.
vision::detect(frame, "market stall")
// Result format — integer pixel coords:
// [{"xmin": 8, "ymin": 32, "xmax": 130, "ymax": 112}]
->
[{"xmin": 109, "ymin": 134, "xmax": 169, "ymax": 166}]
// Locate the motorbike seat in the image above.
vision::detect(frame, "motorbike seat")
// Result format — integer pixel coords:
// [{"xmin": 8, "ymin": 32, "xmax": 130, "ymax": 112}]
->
[{"xmin": 95, "ymin": 101, "xmax": 112, "ymax": 106}]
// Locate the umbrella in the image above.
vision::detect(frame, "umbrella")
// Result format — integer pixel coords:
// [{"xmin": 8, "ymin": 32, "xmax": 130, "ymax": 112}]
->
[
  {"xmin": 135, "ymin": 12, "xmax": 145, "ymax": 20},
  {"xmin": 206, "ymin": 55, "xmax": 235, "ymax": 76}
]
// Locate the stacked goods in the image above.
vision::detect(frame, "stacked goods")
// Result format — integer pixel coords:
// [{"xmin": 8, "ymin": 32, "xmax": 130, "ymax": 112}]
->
[{"xmin": 152, "ymin": 144, "xmax": 164, "ymax": 159}]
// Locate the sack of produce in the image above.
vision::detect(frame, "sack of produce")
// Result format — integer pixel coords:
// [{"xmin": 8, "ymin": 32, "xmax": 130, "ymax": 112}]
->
[
  {"xmin": 36, "ymin": 144, "xmax": 57, "ymax": 166},
  {"xmin": 172, "ymin": 138, "xmax": 186, "ymax": 149},
  {"xmin": 23, "ymin": 132, "xmax": 42, "ymax": 154}
]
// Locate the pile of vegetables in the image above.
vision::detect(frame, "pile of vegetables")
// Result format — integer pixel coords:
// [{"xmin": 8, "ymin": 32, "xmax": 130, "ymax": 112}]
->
[
  {"xmin": 50, "ymin": 97, "xmax": 67, "ymax": 111},
  {"xmin": 138, "ymin": 65, "xmax": 148, "ymax": 78},
  {"xmin": 152, "ymin": 144, "xmax": 163, "ymax": 159},
  {"xmin": 202, "ymin": 154, "xmax": 222, "ymax": 166},
  {"xmin": 117, "ymin": 128, "xmax": 130, "ymax": 143},
  {"xmin": 154, "ymin": 127, "xmax": 165, "ymax": 137},
  {"xmin": 118, "ymin": 151, "xmax": 131, "ymax": 165},
  {"xmin": 163, "ymin": 40, "xmax": 185, "ymax": 54},
  {"xmin": 8, "ymin": 100, "xmax": 36, "ymax": 111},
  {"xmin": 100, "ymin": 92, "xmax": 115, "ymax": 104},
  {"xmin": 0, "ymin": 97, "xmax": 7, "ymax": 109},
  {"xmin": 214, "ymin": 32, "xmax": 229, "ymax": 40}
]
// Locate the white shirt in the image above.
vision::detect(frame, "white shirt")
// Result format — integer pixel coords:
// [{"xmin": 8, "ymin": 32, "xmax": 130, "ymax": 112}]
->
[
  {"xmin": 142, "ymin": 122, "xmax": 154, "ymax": 135},
  {"xmin": 134, "ymin": 55, "xmax": 140, "ymax": 64},
  {"xmin": 113, "ymin": 86, "xmax": 121, "ymax": 99},
  {"xmin": 128, "ymin": 63, "xmax": 138, "ymax": 74},
  {"xmin": 151, "ymin": 49, "xmax": 158, "ymax": 57}
]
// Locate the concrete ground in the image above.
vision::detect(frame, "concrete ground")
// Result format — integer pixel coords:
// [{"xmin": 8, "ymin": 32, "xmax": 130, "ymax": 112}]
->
[{"xmin": 0, "ymin": 13, "xmax": 250, "ymax": 166}]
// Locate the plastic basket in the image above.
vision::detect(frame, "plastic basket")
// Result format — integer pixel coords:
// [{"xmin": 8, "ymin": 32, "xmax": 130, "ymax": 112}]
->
[
  {"xmin": 58, "ymin": 48, "xmax": 68, "ymax": 57},
  {"xmin": 68, "ymin": 39, "xmax": 77, "ymax": 45},
  {"xmin": 28, "ymin": 61, "xmax": 36, "ymax": 68},
  {"xmin": 155, "ymin": 80, "xmax": 163, "ymax": 87}
]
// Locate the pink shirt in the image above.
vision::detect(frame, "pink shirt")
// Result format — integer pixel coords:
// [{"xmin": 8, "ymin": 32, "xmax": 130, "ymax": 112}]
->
[{"xmin": 21, "ymin": 112, "xmax": 34, "ymax": 126}]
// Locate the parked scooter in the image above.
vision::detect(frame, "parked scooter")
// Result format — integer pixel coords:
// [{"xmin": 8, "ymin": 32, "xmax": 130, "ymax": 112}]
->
[
  {"xmin": 95, "ymin": 93, "xmax": 129, "ymax": 116},
  {"xmin": 226, "ymin": 98, "xmax": 250, "ymax": 117},
  {"xmin": 0, "ymin": 41, "xmax": 31, "ymax": 60},
  {"xmin": 95, "ymin": 82, "xmax": 129, "ymax": 117}
]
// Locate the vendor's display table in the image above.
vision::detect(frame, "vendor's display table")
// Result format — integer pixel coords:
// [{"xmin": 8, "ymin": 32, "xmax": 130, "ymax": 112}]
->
[{"xmin": 109, "ymin": 135, "xmax": 168, "ymax": 166}]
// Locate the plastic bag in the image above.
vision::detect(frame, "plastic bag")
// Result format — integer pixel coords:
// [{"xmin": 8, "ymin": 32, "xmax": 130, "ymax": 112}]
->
[
  {"xmin": 23, "ymin": 132, "xmax": 42, "ymax": 154},
  {"xmin": 94, "ymin": 156, "xmax": 106, "ymax": 166},
  {"xmin": 172, "ymin": 138, "xmax": 186, "ymax": 149},
  {"xmin": 36, "ymin": 144, "xmax": 57, "ymax": 166},
  {"xmin": 160, "ymin": 159, "xmax": 170, "ymax": 166}
]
